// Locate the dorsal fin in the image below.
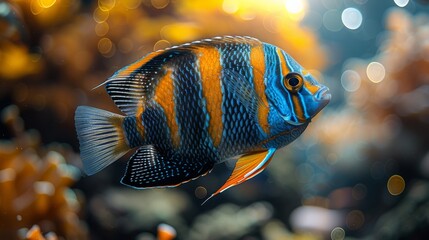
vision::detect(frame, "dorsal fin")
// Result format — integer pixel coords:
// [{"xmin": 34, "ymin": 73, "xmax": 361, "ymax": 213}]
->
[
  {"xmin": 99, "ymin": 36, "xmax": 262, "ymax": 115},
  {"xmin": 104, "ymin": 49, "xmax": 187, "ymax": 115}
]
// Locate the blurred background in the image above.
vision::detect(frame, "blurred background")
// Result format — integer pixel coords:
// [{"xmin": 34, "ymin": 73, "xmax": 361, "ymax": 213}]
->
[{"xmin": 0, "ymin": 0, "xmax": 429, "ymax": 239}]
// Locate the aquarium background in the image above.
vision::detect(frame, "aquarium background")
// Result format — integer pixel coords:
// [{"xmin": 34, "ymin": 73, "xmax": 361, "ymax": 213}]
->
[{"xmin": 1, "ymin": 0, "xmax": 429, "ymax": 239}]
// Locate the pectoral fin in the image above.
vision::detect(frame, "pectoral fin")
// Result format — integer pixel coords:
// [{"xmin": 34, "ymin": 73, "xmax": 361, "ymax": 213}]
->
[{"xmin": 203, "ymin": 148, "xmax": 276, "ymax": 204}]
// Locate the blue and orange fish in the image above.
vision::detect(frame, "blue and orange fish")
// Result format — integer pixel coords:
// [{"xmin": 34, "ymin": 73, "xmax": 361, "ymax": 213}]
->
[{"xmin": 75, "ymin": 36, "xmax": 330, "ymax": 201}]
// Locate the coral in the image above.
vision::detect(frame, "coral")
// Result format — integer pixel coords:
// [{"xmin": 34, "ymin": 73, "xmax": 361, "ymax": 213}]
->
[
  {"xmin": 0, "ymin": 105, "xmax": 88, "ymax": 240},
  {"xmin": 23, "ymin": 225, "xmax": 58, "ymax": 240}
]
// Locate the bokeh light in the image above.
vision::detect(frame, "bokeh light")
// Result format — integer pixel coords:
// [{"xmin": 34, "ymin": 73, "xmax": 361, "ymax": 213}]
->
[
  {"xmin": 387, "ymin": 175, "xmax": 405, "ymax": 196},
  {"xmin": 284, "ymin": 0, "xmax": 305, "ymax": 14},
  {"xmin": 394, "ymin": 0, "xmax": 410, "ymax": 7},
  {"xmin": 222, "ymin": 0, "xmax": 239, "ymax": 14},
  {"xmin": 366, "ymin": 61, "xmax": 386, "ymax": 83},
  {"xmin": 195, "ymin": 186, "xmax": 208, "ymax": 199},
  {"xmin": 98, "ymin": 0, "xmax": 116, "ymax": 11},
  {"xmin": 341, "ymin": 70, "xmax": 361, "ymax": 92},
  {"xmin": 93, "ymin": 7, "xmax": 109, "ymax": 23},
  {"xmin": 346, "ymin": 210, "xmax": 365, "ymax": 230},
  {"xmin": 123, "ymin": 0, "xmax": 142, "ymax": 9},
  {"xmin": 38, "ymin": 0, "xmax": 56, "ymax": 8},
  {"xmin": 98, "ymin": 37, "xmax": 113, "ymax": 54},
  {"xmin": 153, "ymin": 39, "xmax": 171, "ymax": 51},
  {"xmin": 323, "ymin": 10, "xmax": 343, "ymax": 32},
  {"xmin": 341, "ymin": 8, "xmax": 363, "ymax": 30},
  {"xmin": 151, "ymin": 0, "xmax": 170, "ymax": 9},
  {"xmin": 95, "ymin": 22, "xmax": 109, "ymax": 36},
  {"xmin": 284, "ymin": 0, "xmax": 307, "ymax": 20},
  {"xmin": 331, "ymin": 227, "xmax": 345, "ymax": 240}
]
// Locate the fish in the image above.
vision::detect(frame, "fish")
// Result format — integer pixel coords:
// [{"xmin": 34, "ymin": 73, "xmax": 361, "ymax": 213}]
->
[{"xmin": 74, "ymin": 36, "xmax": 330, "ymax": 202}]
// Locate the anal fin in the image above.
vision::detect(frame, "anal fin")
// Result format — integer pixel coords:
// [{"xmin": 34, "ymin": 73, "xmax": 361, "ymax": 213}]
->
[
  {"xmin": 203, "ymin": 148, "xmax": 276, "ymax": 204},
  {"xmin": 121, "ymin": 145, "xmax": 214, "ymax": 188}
]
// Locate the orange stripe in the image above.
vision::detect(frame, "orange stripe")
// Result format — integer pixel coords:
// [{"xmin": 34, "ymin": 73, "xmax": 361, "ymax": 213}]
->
[
  {"xmin": 304, "ymin": 81, "xmax": 320, "ymax": 95},
  {"xmin": 291, "ymin": 95, "xmax": 306, "ymax": 123},
  {"xmin": 109, "ymin": 115, "xmax": 128, "ymax": 154},
  {"xmin": 276, "ymin": 48, "xmax": 290, "ymax": 76},
  {"xmin": 194, "ymin": 47, "xmax": 223, "ymax": 147},
  {"xmin": 250, "ymin": 45, "xmax": 270, "ymax": 135},
  {"xmin": 301, "ymin": 70, "xmax": 320, "ymax": 94},
  {"xmin": 115, "ymin": 51, "xmax": 162, "ymax": 79},
  {"xmin": 153, "ymin": 70, "xmax": 180, "ymax": 148}
]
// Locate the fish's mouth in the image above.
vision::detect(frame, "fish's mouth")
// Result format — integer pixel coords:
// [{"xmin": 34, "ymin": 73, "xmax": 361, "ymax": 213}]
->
[
  {"xmin": 315, "ymin": 87, "xmax": 331, "ymax": 107},
  {"xmin": 310, "ymin": 87, "xmax": 331, "ymax": 117}
]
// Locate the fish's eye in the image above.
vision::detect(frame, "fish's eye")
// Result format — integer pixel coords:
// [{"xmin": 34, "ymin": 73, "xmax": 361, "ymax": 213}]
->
[{"xmin": 283, "ymin": 72, "xmax": 304, "ymax": 93}]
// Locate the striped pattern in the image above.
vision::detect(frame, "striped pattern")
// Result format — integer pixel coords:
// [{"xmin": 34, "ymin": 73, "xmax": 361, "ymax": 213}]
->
[
  {"xmin": 75, "ymin": 36, "xmax": 331, "ymax": 195},
  {"xmin": 250, "ymin": 45, "xmax": 270, "ymax": 135},
  {"xmin": 112, "ymin": 36, "xmax": 326, "ymax": 163},
  {"xmin": 153, "ymin": 69, "xmax": 180, "ymax": 148},
  {"xmin": 194, "ymin": 47, "xmax": 223, "ymax": 147},
  {"xmin": 217, "ymin": 40, "xmax": 262, "ymax": 157},
  {"xmin": 278, "ymin": 49, "xmax": 308, "ymax": 123}
]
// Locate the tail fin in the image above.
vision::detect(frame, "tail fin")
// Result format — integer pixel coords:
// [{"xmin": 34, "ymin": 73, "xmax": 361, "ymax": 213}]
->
[{"xmin": 75, "ymin": 106, "xmax": 130, "ymax": 175}]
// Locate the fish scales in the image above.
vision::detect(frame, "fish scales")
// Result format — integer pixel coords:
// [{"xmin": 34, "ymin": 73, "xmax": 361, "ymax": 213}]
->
[
  {"xmin": 74, "ymin": 36, "xmax": 331, "ymax": 202},
  {"xmin": 217, "ymin": 41, "xmax": 262, "ymax": 158}
]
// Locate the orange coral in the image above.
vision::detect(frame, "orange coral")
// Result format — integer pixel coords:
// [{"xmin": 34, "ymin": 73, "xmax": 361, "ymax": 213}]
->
[
  {"xmin": 0, "ymin": 106, "xmax": 87, "ymax": 240},
  {"xmin": 24, "ymin": 225, "xmax": 58, "ymax": 240}
]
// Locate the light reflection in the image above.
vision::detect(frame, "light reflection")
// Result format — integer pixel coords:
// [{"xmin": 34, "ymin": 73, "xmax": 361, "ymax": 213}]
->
[
  {"xmin": 284, "ymin": 0, "xmax": 307, "ymax": 21},
  {"xmin": 290, "ymin": 206, "xmax": 342, "ymax": 232},
  {"xmin": 195, "ymin": 186, "xmax": 207, "ymax": 199},
  {"xmin": 222, "ymin": 0, "xmax": 239, "ymax": 14},
  {"xmin": 284, "ymin": 0, "xmax": 305, "ymax": 14},
  {"xmin": 123, "ymin": 0, "xmax": 141, "ymax": 9},
  {"xmin": 330, "ymin": 227, "xmax": 345, "ymax": 240},
  {"xmin": 394, "ymin": 0, "xmax": 410, "ymax": 7},
  {"xmin": 38, "ymin": 0, "xmax": 56, "ymax": 8},
  {"xmin": 341, "ymin": 70, "xmax": 361, "ymax": 92},
  {"xmin": 387, "ymin": 175, "xmax": 405, "ymax": 195},
  {"xmin": 95, "ymin": 22, "xmax": 109, "ymax": 36},
  {"xmin": 366, "ymin": 61, "xmax": 386, "ymax": 83},
  {"xmin": 30, "ymin": 0, "xmax": 44, "ymax": 15},
  {"xmin": 98, "ymin": 37, "xmax": 113, "ymax": 54},
  {"xmin": 98, "ymin": 0, "xmax": 116, "ymax": 11},
  {"xmin": 93, "ymin": 7, "xmax": 109, "ymax": 23},
  {"xmin": 151, "ymin": 0, "xmax": 169, "ymax": 9},
  {"xmin": 341, "ymin": 8, "xmax": 363, "ymax": 30},
  {"xmin": 346, "ymin": 210, "xmax": 365, "ymax": 230},
  {"xmin": 153, "ymin": 39, "xmax": 171, "ymax": 51},
  {"xmin": 323, "ymin": 10, "xmax": 343, "ymax": 32}
]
